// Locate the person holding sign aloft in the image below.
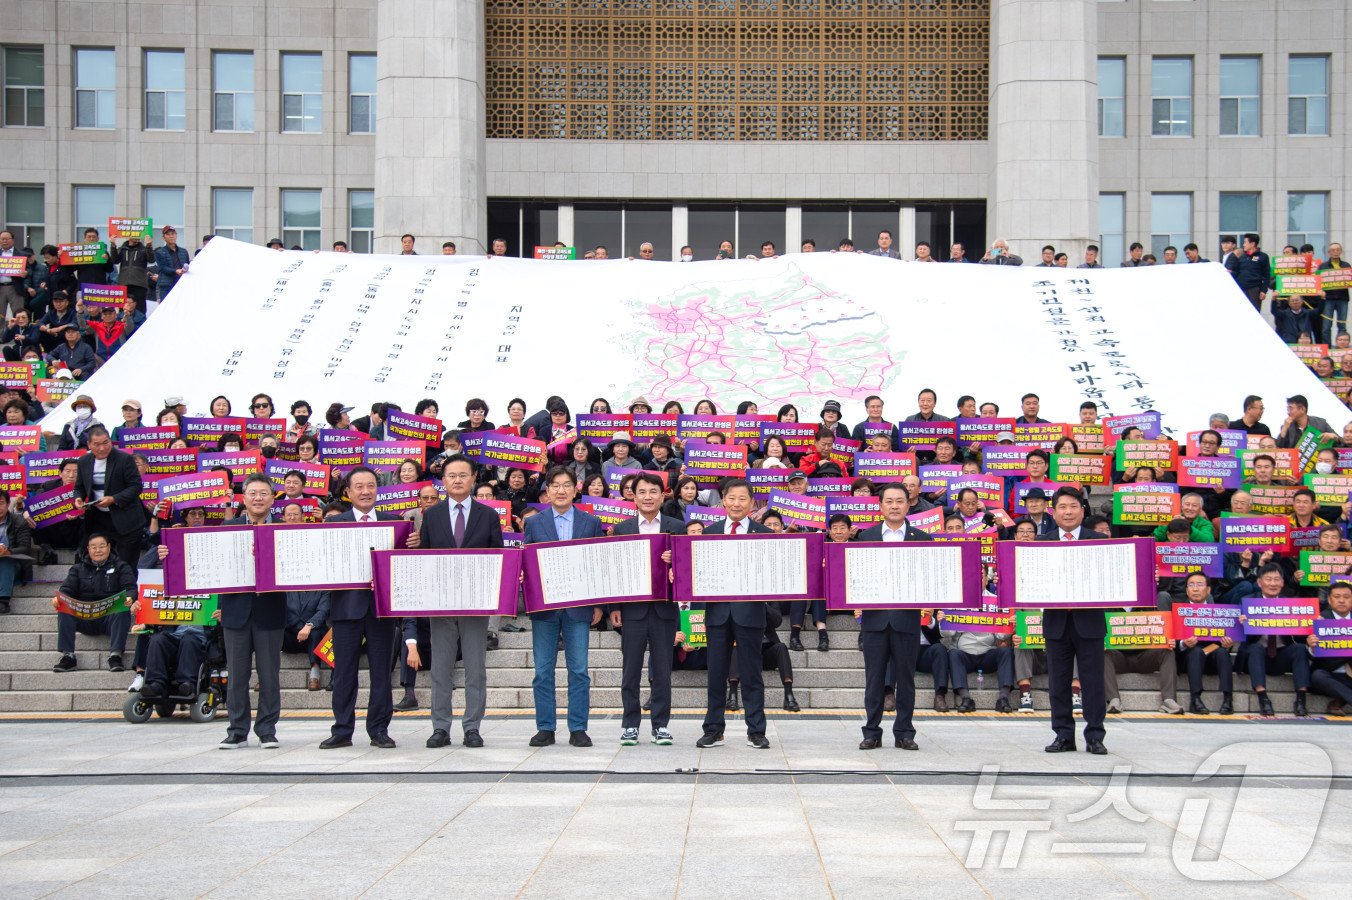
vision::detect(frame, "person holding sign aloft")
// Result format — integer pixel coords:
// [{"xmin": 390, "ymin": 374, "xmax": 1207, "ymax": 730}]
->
[
  {"xmin": 51, "ymin": 532, "xmax": 135, "ymax": 674},
  {"xmin": 1037, "ymin": 488, "xmax": 1108, "ymax": 755}
]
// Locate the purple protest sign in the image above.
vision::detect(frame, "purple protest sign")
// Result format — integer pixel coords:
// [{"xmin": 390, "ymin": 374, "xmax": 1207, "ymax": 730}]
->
[
  {"xmin": 115, "ymin": 425, "xmax": 178, "ymax": 451},
  {"xmin": 956, "ymin": 417, "xmax": 1015, "ymax": 446},
  {"xmin": 582, "ymin": 496, "xmax": 639, "ymax": 527},
  {"xmin": 1240, "ymin": 598, "xmax": 1317, "ymax": 635},
  {"xmin": 853, "ymin": 452, "xmax": 917, "ymax": 480},
  {"xmin": 156, "ymin": 471, "xmax": 232, "ymax": 510},
  {"xmin": 22, "ymin": 449, "xmax": 84, "ymax": 486},
  {"xmin": 1170, "ymin": 604, "xmax": 1244, "ymax": 642},
  {"xmin": 478, "ymin": 432, "xmax": 545, "ymax": 472},
  {"xmin": 1155, "ymin": 542, "xmax": 1223, "ymax": 578},
  {"xmin": 1312, "ymin": 620, "xmax": 1352, "ymax": 657},
  {"xmin": 631, "ymin": 415, "xmax": 678, "ymax": 443},
  {"xmin": 758, "ymin": 421, "xmax": 817, "ymax": 452},
  {"xmin": 374, "ymin": 482, "xmax": 431, "ymax": 516},
  {"xmin": 825, "ymin": 495, "xmax": 881, "ymax": 528},
  {"xmin": 805, "ymin": 477, "xmax": 854, "ymax": 496},
  {"xmin": 372, "ymin": 548, "xmax": 522, "ymax": 617},
  {"xmin": 252, "ymin": 520, "xmax": 414, "ymax": 592},
  {"xmin": 198, "ymin": 450, "xmax": 263, "ymax": 482},
  {"xmin": 904, "ymin": 506, "xmax": 943, "ymax": 534},
  {"xmin": 1177, "ymin": 455, "xmax": 1242, "ymax": 490},
  {"xmin": 980, "ymin": 444, "xmax": 1038, "ymax": 476},
  {"xmin": 919, "ymin": 464, "xmax": 962, "ymax": 496},
  {"xmin": 947, "ymin": 474, "xmax": 1004, "ymax": 509},
  {"xmin": 181, "ymin": 416, "xmax": 246, "ymax": 447},
  {"xmin": 767, "ymin": 490, "xmax": 826, "ymax": 530},
  {"xmin": 25, "ymin": 484, "xmax": 83, "ymax": 529},
  {"xmin": 684, "ymin": 505, "xmax": 727, "ymax": 525},
  {"xmin": 243, "ymin": 418, "xmax": 286, "ymax": 445},
  {"xmin": 937, "ymin": 603, "xmax": 1014, "ymax": 634},
  {"xmin": 671, "ymin": 532, "xmax": 824, "ymax": 603},
  {"xmin": 1219, "ymin": 515, "xmax": 1292, "ymax": 554},
  {"xmin": 857, "ymin": 421, "xmax": 896, "ymax": 444},
  {"xmin": 1102, "ymin": 411, "xmax": 1162, "ymax": 447},
  {"xmin": 676, "ymin": 415, "xmax": 735, "ymax": 441},
  {"xmin": 318, "ymin": 429, "xmax": 369, "ymax": 471},
  {"xmin": 896, "ymin": 421, "xmax": 955, "ymax": 452},
  {"xmin": 825, "ymin": 539, "xmax": 981, "ymax": 611},
  {"xmin": 995, "ymin": 537, "xmax": 1155, "ymax": 609},
  {"xmin": 521, "ymin": 533, "xmax": 669, "ymax": 611},
  {"xmin": 385, "ymin": 409, "xmax": 443, "ymax": 445},
  {"xmin": 575, "ymin": 413, "xmax": 633, "ymax": 444},
  {"xmin": 363, "ymin": 441, "xmax": 426, "ymax": 471},
  {"xmin": 747, "ymin": 469, "xmax": 791, "ymax": 499}
]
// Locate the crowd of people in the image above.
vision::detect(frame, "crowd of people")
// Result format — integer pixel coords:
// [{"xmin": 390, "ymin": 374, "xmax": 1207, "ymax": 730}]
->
[{"xmin": 3, "ymin": 370, "xmax": 1349, "ymax": 754}]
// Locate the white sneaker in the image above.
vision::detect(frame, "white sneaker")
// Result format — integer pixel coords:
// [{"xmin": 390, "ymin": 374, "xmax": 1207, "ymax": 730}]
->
[
  {"xmin": 1159, "ymin": 699, "xmax": 1184, "ymax": 715},
  {"xmin": 127, "ymin": 673, "xmax": 145, "ymax": 693},
  {"xmin": 259, "ymin": 736, "xmax": 280, "ymax": 749},
  {"xmin": 1072, "ymin": 693, "xmax": 1084, "ymax": 714},
  {"xmin": 1106, "ymin": 698, "xmax": 1123, "ymax": 714},
  {"xmin": 1018, "ymin": 690, "xmax": 1034, "ymax": 713},
  {"xmin": 652, "ymin": 728, "xmax": 674, "ymax": 745},
  {"xmin": 620, "ymin": 727, "xmax": 640, "ymax": 746}
]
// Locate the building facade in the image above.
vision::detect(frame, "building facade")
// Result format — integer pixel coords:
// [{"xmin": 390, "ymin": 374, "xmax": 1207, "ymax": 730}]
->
[{"xmin": 0, "ymin": 0, "xmax": 1345, "ymax": 264}]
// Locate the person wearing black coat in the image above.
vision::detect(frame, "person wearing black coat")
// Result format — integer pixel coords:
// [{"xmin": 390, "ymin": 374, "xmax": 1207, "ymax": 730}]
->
[
  {"xmin": 855, "ymin": 484, "xmax": 935, "ymax": 751},
  {"xmin": 0, "ymin": 490, "xmax": 33, "ymax": 614},
  {"xmin": 73, "ymin": 425, "xmax": 144, "ymax": 565},
  {"xmin": 609, "ymin": 473, "xmax": 684, "ymax": 744},
  {"xmin": 50, "ymin": 532, "xmax": 136, "ymax": 672}
]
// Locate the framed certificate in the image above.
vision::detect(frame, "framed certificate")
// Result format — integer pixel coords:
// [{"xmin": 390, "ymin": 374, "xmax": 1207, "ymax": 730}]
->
[
  {"xmin": 521, "ymin": 534, "xmax": 669, "ymax": 611},
  {"xmin": 995, "ymin": 537, "xmax": 1155, "ymax": 609},
  {"xmin": 163, "ymin": 525, "xmax": 257, "ymax": 596},
  {"xmin": 825, "ymin": 540, "xmax": 981, "ymax": 610},
  {"xmin": 671, "ymin": 532, "xmax": 824, "ymax": 603},
  {"xmin": 253, "ymin": 520, "xmax": 413, "ymax": 591},
  {"xmin": 372, "ymin": 548, "xmax": 522, "ymax": 617}
]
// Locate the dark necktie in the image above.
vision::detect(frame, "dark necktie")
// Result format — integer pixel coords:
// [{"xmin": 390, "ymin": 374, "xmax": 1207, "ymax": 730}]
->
[{"xmin": 454, "ymin": 503, "xmax": 466, "ymax": 547}]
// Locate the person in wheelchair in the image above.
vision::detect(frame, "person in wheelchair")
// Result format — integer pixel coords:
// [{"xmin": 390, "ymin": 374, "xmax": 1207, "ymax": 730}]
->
[{"xmin": 138, "ymin": 622, "xmax": 212, "ymax": 700}]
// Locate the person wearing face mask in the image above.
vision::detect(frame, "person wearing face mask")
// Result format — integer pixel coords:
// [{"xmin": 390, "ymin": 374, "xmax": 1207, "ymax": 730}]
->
[
  {"xmin": 258, "ymin": 435, "xmax": 281, "ymax": 460},
  {"xmin": 287, "ymin": 400, "xmax": 318, "ymax": 442},
  {"xmin": 58, "ymin": 395, "xmax": 103, "ymax": 451}
]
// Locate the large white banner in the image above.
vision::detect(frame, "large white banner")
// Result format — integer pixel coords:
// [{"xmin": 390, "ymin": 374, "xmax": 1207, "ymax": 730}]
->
[{"xmin": 41, "ymin": 238, "xmax": 1347, "ymax": 434}]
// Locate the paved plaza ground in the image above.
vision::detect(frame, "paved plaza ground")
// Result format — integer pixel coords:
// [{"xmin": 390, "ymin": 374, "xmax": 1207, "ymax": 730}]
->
[{"xmin": 0, "ymin": 711, "xmax": 1346, "ymax": 898}]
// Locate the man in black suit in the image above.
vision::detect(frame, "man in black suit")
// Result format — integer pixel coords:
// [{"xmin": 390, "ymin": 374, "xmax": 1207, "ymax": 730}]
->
[
  {"xmin": 696, "ymin": 478, "xmax": 773, "ymax": 750},
  {"xmin": 419, "ymin": 454, "xmax": 503, "ymax": 750},
  {"xmin": 74, "ymin": 425, "xmax": 144, "ymax": 565},
  {"xmin": 321, "ymin": 466, "xmax": 420, "ymax": 750},
  {"xmin": 609, "ymin": 472, "xmax": 684, "ymax": 746},
  {"xmin": 1037, "ymin": 487, "xmax": 1108, "ymax": 755},
  {"xmin": 159, "ymin": 473, "xmax": 286, "ymax": 749},
  {"xmin": 855, "ymin": 482, "xmax": 933, "ymax": 751}
]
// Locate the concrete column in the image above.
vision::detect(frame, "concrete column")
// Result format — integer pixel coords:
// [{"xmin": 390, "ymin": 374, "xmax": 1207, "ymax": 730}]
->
[
  {"xmin": 988, "ymin": 0, "xmax": 1099, "ymax": 261},
  {"xmin": 375, "ymin": 0, "xmax": 485, "ymax": 254}
]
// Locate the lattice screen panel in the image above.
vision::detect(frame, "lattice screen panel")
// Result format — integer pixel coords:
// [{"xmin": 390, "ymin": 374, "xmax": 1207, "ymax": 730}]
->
[{"xmin": 485, "ymin": 0, "xmax": 989, "ymax": 141}]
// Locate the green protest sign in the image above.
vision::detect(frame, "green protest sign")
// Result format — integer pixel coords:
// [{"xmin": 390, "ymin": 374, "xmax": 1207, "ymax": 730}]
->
[
  {"xmin": 55, "ymin": 590, "xmax": 130, "ymax": 620},
  {"xmin": 1014, "ymin": 610, "xmax": 1044, "ymax": 650},
  {"xmin": 679, "ymin": 607, "xmax": 706, "ymax": 649}
]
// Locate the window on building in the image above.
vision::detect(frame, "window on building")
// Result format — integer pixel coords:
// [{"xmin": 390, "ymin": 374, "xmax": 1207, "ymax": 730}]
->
[
  {"xmin": 1288, "ymin": 192, "xmax": 1328, "ymax": 253},
  {"xmin": 801, "ymin": 207, "xmax": 850, "ymax": 251},
  {"xmin": 624, "ymin": 206, "xmax": 674, "ymax": 259},
  {"xmin": 74, "ymin": 48, "xmax": 115, "ymax": 129},
  {"xmin": 144, "ymin": 187, "xmax": 184, "ymax": 233},
  {"xmin": 349, "ymin": 54, "xmax": 375, "ymax": 134},
  {"xmin": 487, "ymin": 200, "xmax": 558, "ymax": 256},
  {"xmin": 1150, "ymin": 57, "xmax": 1192, "ymax": 137},
  {"xmin": 1099, "ymin": 193, "xmax": 1124, "ymax": 269},
  {"xmin": 144, "ymin": 49, "xmax": 185, "ymax": 131},
  {"xmin": 281, "ymin": 189, "xmax": 321, "ymax": 249},
  {"xmin": 348, "ymin": 190, "xmax": 373, "ymax": 253},
  {"xmin": 73, "ymin": 185, "xmax": 114, "ymax": 240},
  {"xmin": 213, "ymin": 51, "xmax": 254, "ymax": 132},
  {"xmin": 1288, "ymin": 56, "xmax": 1328, "ymax": 137},
  {"xmin": 212, "ymin": 187, "xmax": 253, "ymax": 242},
  {"xmin": 281, "ymin": 53, "xmax": 322, "ymax": 133},
  {"xmin": 1097, "ymin": 57, "xmax": 1125, "ymax": 137},
  {"xmin": 1218, "ymin": 192, "xmax": 1259, "ymax": 244},
  {"xmin": 738, "ymin": 207, "xmax": 787, "ymax": 258},
  {"xmin": 686, "ymin": 206, "xmax": 736, "ymax": 260},
  {"xmin": 3, "ymin": 46, "xmax": 44, "ymax": 127},
  {"xmin": 1219, "ymin": 56, "xmax": 1260, "ymax": 137},
  {"xmin": 573, "ymin": 205, "xmax": 623, "ymax": 259},
  {"xmin": 3, "ymin": 185, "xmax": 44, "ymax": 247},
  {"xmin": 1150, "ymin": 193, "xmax": 1192, "ymax": 258}
]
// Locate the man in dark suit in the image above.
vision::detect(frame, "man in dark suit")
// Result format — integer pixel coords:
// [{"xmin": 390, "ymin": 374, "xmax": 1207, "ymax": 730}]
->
[
  {"xmin": 320, "ymin": 466, "xmax": 420, "ymax": 750},
  {"xmin": 696, "ymin": 478, "xmax": 773, "ymax": 750},
  {"xmin": 855, "ymin": 482, "xmax": 934, "ymax": 751},
  {"xmin": 523, "ymin": 466, "xmax": 604, "ymax": 748},
  {"xmin": 1037, "ymin": 487, "xmax": 1108, "ymax": 755},
  {"xmin": 609, "ymin": 472, "xmax": 683, "ymax": 746},
  {"xmin": 420, "ymin": 453, "xmax": 503, "ymax": 749},
  {"xmin": 74, "ymin": 425, "xmax": 144, "ymax": 566},
  {"xmin": 160, "ymin": 473, "xmax": 286, "ymax": 749}
]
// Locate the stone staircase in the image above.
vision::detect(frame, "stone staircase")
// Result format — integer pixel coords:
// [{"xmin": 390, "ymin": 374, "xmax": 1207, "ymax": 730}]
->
[{"xmin": 0, "ymin": 553, "xmax": 1301, "ymax": 716}]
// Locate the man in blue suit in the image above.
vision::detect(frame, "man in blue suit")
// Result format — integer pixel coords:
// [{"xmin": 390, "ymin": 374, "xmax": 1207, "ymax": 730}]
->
[
  {"xmin": 696, "ymin": 478, "xmax": 773, "ymax": 750},
  {"xmin": 320, "ymin": 466, "xmax": 420, "ymax": 750},
  {"xmin": 855, "ymin": 482, "xmax": 934, "ymax": 751},
  {"xmin": 609, "ymin": 472, "xmax": 684, "ymax": 746},
  {"xmin": 523, "ymin": 466, "xmax": 604, "ymax": 748},
  {"xmin": 1037, "ymin": 487, "xmax": 1108, "ymax": 756}
]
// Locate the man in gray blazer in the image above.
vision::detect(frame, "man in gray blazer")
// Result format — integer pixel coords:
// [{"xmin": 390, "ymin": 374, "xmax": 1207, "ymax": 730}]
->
[{"xmin": 609, "ymin": 473, "xmax": 684, "ymax": 746}]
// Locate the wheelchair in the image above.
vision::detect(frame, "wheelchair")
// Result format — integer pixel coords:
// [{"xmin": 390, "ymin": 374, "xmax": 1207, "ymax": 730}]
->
[{"xmin": 122, "ymin": 627, "xmax": 227, "ymax": 724}]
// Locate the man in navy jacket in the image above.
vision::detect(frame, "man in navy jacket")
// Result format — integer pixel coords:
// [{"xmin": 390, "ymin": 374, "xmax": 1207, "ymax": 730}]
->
[{"xmin": 523, "ymin": 466, "xmax": 604, "ymax": 748}]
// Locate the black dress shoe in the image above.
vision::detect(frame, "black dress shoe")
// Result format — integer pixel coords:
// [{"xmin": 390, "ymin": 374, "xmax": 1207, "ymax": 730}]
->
[
  {"xmin": 641, "ymin": 694, "xmax": 652, "ymax": 711},
  {"xmin": 569, "ymin": 730, "xmax": 592, "ymax": 747},
  {"xmin": 425, "ymin": 729, "xmax": 451, "ymax": 749},
  {"xmin": 370, "ymin": 733, "xmax": 397, "ymax": 749},
  {"xmin": 1219, "ymin": 694, "xmax": 1234, "ymax": 715},
  {"xmin": 789, "ymin": 631, "xmax": 805, "ymax": 652},
  {"xmin": 817, "ymin": 631, "xmax": 829, "ymax": 652},
  {"xmin": 883, "ymin": 689, "xmax": 896, "ymax": 712},
  {"xmin": 1045, "ymin": 737, "xmax": 1077, "ymax": 753},
  {"xmin": 393, "ymin": 693, "xmax": 418, "ymax": 712},
  {"xmin": 783, "ymin": 687, "xmax": 801, "ymax": 712},
  {"xmin": 529, "ymin": 730, "xmax": 555, "ymax": 747},
  {"xmin": 747, "ymin": 733, "xmax": 770, "ymax": 749},
  {"xmin": 1189, "ymin": 695, "xmax": 1210, "ymax": 715},
  {"xmin": 955, "ymin": 696, "xmax": 976, "ymax": 713},
  {"xmin": 895, "ymin": 737, "xmax": 919, "ymax": 751},
  {"xmin": 859, "ymin": 737, "xmax": 882, "ymax": 750},
  {"xmin": 726, "ymin": 683, "xmax": 741, "ymax": 711},
  {"xmin": 1085, "ymin": 740, "xmax": 1108, "ymax": 755},
  {"xmin": 1294, "ymin": 694, "xmax": 1308, "ymax": 717},
  {"xmin": 140, "ymin": 682, "xmax": 164, "ymax": 699},
  {"xmin": 319, "ymin": 736, "xmax": 353, "ymax": 749},
  {"xmin": 1257, "ymin": 693, "xmax": 1275, "ymax": 717},
  {"xmin": 463, "ymin": 730, "xmax": 484, "ymax": 748},
  {"xmin": 107, "ymin": 654, "xmax": 125, "ymax": 672},
  {"xmin": 486, "ymin": 631, "xmax": 499, "ymax": 651}
]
